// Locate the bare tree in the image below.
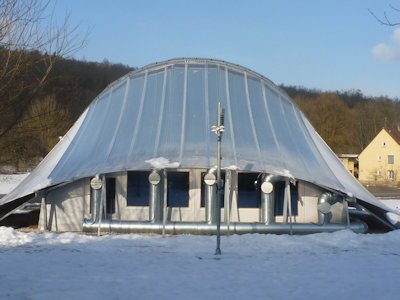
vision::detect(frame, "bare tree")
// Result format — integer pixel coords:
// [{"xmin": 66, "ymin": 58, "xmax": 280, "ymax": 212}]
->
[
  {"xmin": 21, "ymin": 94, "xmax": 70, "ymax": 154},
  {"xmin": 0, "ymin": 0, "xmax": 86, "ymax": 138},
  {"xmin": 369, "ymin": 4, "xmax": 400, "ymax": 26}
]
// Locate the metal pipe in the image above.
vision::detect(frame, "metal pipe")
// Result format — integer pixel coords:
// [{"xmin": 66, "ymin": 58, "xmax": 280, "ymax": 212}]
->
[
  {"xmin": 89, "ymin": 174, "xmax": 102, "ymax": 224},
  {"xmin": 214, "ymin": 102, "xmax": 224, "ymax": 255},
  {"xmin": 97, "ymin": 174, "xmax": 106, "ymax": 236},
  {"xmin": 260, "ymin": 174, "xmax": 284, "ymax": 224},
  {"xmin": 204, "ymin": 168, "xmax": 217, "ymax": 224},
  {"xmin": 318, "ymin": 192, "xmax": 333, "ymax": 225},
  {"xmin": 285, "ymin": 179, "xmax": 293, "ymax": 235},
  {"xmin": 162, "ymin": 169, "xmax": 167, "ymax": 236},
  {"xmin": 224, "ymin": 170, "xmax": 232, "ymax": 234},
  {"xmin": 149, "ymin": 170, "xmax": 162, "ymax": 223},
  {"xmin": 39, "ymin": 194, "xmax": 47, "ymax": 232},
  {"xmin": 283, "ymin": 184, "xmax": 288, "ymax": 224},
  {"xmin": 83, "ymin": 220, "xmax": 367, "ymax": 235}
]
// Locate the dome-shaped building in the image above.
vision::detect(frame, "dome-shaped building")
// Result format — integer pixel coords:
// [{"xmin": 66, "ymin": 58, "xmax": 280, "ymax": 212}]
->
[{"xmin": 1, "ymin": 58, "xmax": 398, "ymax": 233}]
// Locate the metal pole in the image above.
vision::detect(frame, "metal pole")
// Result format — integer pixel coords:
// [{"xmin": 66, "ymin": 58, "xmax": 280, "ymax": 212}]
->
[
  {"xmin": 225, "ymin": 170, "xmax": 230, "ymax": 235},
  {"xmin": 216, "ymin": 130, "xmax": 222, "ymax": 254},
  {"xmin": 212, "ymin": 102, "xmax": 224, "ymax": 255},
  {"xmin": 162, "ymin": 169, "xmax": 167, "ymax": 236},
  {"xmin": 286, "ymin": 179, "xmax": 293, "ymax": 235},
  {"xmin": 39, "ymin": 192, "xmax": 47, "ymax": 232},
  {"xmin": 344, "ymin": 199, "xmax": 350, "ymax": 228},
  {"xmin": 97, "ymin": 175, "xmax": 106, "ymax": 236}
]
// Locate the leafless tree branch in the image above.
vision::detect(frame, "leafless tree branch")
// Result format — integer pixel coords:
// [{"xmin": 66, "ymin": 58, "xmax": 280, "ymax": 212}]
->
[
  {"xmin": 0, "ymin": 0, "xmax": 87, "ymax": 138},
  {"xmin": 368, "ymin": 5, "xmax": 400, "ymax": 26}
]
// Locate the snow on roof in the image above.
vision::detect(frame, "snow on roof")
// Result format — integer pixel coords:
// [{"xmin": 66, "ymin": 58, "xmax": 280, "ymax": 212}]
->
[{"xmin": 0, "ymin": 58, "xmax": 392, "ymax": 215}]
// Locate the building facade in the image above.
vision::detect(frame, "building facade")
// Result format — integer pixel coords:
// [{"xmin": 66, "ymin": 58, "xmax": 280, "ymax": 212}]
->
[
  {"xmin": 358, "ymin": 128, "xmax": 400, "ymax": 186},
  {"xmin": 1, "ymin": 58, "xmax": 397, "ymax": 233},
  {"xmin": 337, "ymin": 154, "xmax": 358, "ymax": 178}
]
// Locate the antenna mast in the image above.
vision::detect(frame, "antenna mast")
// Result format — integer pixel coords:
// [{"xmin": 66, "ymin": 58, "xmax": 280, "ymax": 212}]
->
[{"xmin": 211, "ymin": 102, "xmax": 224, "ymax": 255}]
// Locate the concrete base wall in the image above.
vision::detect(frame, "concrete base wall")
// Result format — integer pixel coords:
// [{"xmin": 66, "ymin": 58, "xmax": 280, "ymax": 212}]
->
[
  {"xmin": 40, "ymin": 170, "xmax": 345, "ymax": 232},
  {"xmin": 39, "ymin": 178, "xmax": 90, "ymax": 232}
]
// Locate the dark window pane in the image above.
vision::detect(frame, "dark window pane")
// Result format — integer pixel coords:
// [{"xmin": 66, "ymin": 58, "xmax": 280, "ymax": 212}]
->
[
  {"xmin": 167, "ymin": 172, "xmax": 189, "ymax": 207},
  {"xmin": 275, "ymin": 181, "xmax": 298, "ymax": 216},
  {"xmin": 388, "ymin": 155, "xmax": 394, "ymax": 165},
  {"xmin": 200, "ymin": 172, "xmax": 225, "ymax": 208},
  {"xmin": 238, "ymin": 173, "xmax": 259, "ymax": 208},
  {"xmin": 127, "ymin": 171, "xmax": 150, "ymax": 206},
  {"xmin": 106, "ymin": 178, "xmax": 116, "ymax": 214}
]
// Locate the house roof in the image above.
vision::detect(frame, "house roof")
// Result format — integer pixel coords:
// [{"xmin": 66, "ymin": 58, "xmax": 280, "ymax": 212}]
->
[
  {"xmin": 387, "ymin": 127, "xmax": 400, "ymax": 145},
  {"xmin": 0, "ymin": 58, "xmax": 394, "ymax": 217}
]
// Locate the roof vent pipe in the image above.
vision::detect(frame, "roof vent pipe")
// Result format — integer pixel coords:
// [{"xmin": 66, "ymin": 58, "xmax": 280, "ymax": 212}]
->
[
  {"xmin": 318, "ymin": 192, "xmax": 333, "ymax": 225},
  {"xmin": 89, "ymin": 174, "xmax": 103, "ymax": 224},
  {"xmin": 260, "ymin": 174, "xmax": 284, "ymax": 224},
  {"xmin": 149, "ymin": 170, "xmax": 163, "ymax": 223},
  {"xmin": 97, "ymin": 174, "xmax": 107, "ymax": 236},
  {"xmin": 204, "ymin": 168, "xmax": 217, "ymax": 224},
  {"xmin": 162, "ymin": 169, "xmax": 168, "ymax": 236}
]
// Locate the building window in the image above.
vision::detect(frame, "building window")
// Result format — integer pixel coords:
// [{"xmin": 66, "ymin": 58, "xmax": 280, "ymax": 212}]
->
[
  {"xmin": 167, "ymin": 172, "xmax": 189, "ymax": 207},
  {"xmin": 237, "ymin": 173, "xmax": 260, "ymax": 208},
  {"xmin": 382, "ymin": 141, "xmax": 386, "ymax": 148},
  {"xmin": 376, "ymin": 170, "xmax": 381, "ymax": 176},
  {"xmin": 127, "ymin": 171, "xmax": 150, "ymax": 206},
  {"xmin": 388, "ymin": 170, "xmax": 395, "ymax": 180},
  {"xmin": 388, "ymin": 155, "xmax": 395, "ymax": 165},
  {"xmin": 106, "ymin": 178, "xmax": 116, "ymax": 214},
  {"xmin": 377, "ymin": 155, "xmax": 381, "ymax": 162},
  {"xmin": 274, "ymin": 181, "xmax": 298, "ymax": 216},
  {"xmin": 200, "ymin": 172, "xmax": 225, "ymax": 208}
]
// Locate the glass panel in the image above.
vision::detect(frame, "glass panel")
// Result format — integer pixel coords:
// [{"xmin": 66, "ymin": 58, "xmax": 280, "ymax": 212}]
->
[
  {"xmin": 291, "ymin": 107, "xmax": 337, "ymax": 183},
  {"xmin": 127, "ymin": 171, "xmax": 150, "ymax": 206},
  {"xmin": 157, "ymin": 65, "xmax": 185, "ymax": 160},
  {"xmin": 92, "ymin": 83, "xmax": 126, "ymax": 159},
  {"xmin": 108, "ymin": 76, "xmax": 145, "ymax": 164},
  {"xmin": 134, "ymin": 70, "xmax": 165, "ymax": 157},
  {"xmin": 183, "ymin": 65, "xmax": 208, "ymax": 157},
  {"xmin": 388, "ymin": 155, "xmax": 394, "ymax": 164},
  {"xmin": 52, "ymin": 92, "xmax": 111, "ymax": 179},
  {"xmin": 228, "ymin": 71, "xmax": 257, "ymax": 162},
  {"xmin": 265, "ymin": 87, "xmax": 304, "ymax": 172},
  {"xmin": 167, "ymin": 172, "xmax": 189, "ymax": 207},
  {"xmin": 237, "ymin": 173, "xmax": 259, "ymax": 208},
  {"xmin": 207, "ymin": 65, "xmax": 235, "ymax": 165},
  {"xmin": 247, "ymin": 77, "xmax": 281, "ymax": 166}
]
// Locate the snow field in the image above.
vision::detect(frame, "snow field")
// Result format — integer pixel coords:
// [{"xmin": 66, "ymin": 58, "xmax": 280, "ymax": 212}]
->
[
  {"xmin": 1, "ymin": 174, "xmax": 400, "ymax": 299},
  {"xmin": 1, "ymin": 228, "xmax": 400, "ymax": 300}
]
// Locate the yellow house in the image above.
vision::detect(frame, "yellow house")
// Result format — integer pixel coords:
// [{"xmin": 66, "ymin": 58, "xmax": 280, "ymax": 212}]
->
[
  {"xmin": 337, "ymin": 154, "xmax": 358, "ymax": 178},
  {"xmin": 358, "ymin": 128, "xmax": 400, "ymax": 186}
]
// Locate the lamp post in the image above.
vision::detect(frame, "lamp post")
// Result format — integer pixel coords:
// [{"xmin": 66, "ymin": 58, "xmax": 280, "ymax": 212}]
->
[{"xmin": 211, "ymin": 102, "xmax": 224, "ymax": 255}]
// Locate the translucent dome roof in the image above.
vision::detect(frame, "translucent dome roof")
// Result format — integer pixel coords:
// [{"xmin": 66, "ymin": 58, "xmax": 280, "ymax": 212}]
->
[{"xmin": 1, "ymin": 58, "xmax": 390, "ymax": 214}]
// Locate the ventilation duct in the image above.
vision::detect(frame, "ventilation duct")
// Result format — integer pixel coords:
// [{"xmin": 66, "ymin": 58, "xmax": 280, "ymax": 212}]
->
[
  {"xmin": 83, "ymin": 220, "xmax": 367, "ymax": 235},
  {"xmin": 149, "ymin": 170, "xmax": 163, "ymax": 223}
]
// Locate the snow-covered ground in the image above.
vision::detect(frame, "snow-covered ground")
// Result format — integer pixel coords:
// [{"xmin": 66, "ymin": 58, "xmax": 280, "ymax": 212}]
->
[
  {"xmin": 1, "ymin": 174, "xmax": 400, "ymax": 299},
  {"xmin": 1, "ymin": 228, "xmax": 400, "ymax": 300}
]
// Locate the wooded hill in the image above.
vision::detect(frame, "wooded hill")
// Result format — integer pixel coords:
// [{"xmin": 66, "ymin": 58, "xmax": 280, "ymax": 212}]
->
[
  {"xmin": 0, "ymin": 53, "xmax": 133, "ymax": 170},
  {"xmin": 0, "ymin": 53, "xmax": 399, "ymax": 170},
  {"xmin": 284, "ymin": 85, "xmax": 400, "ymax": 154}
]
